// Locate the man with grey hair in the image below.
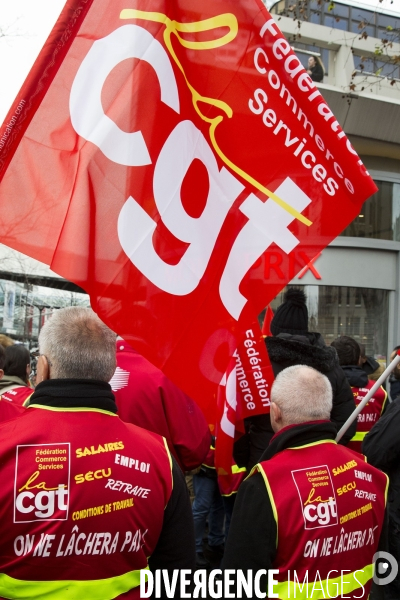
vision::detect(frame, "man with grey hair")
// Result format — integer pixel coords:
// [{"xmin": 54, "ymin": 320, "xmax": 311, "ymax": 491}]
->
[
  {"xmin": 223, "ymin": 365, "xmax": 388, "ymax": 599},
  {"xmin": 0, "ymin": 307, "xmax": 195, "ymax": 598}
]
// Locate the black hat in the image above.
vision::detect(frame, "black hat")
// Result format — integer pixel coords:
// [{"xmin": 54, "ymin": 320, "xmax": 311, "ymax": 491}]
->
[{"xmin": 270, "ymin": 288, "xmax": 308, "ymax": 336}]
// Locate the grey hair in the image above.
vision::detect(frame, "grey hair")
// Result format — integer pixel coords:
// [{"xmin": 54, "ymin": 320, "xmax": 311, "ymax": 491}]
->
[
  {"xmin": 271, "ymin": 365, "xmax": 332, "ymax": 425},
  {"xmin": 39, "ymin": 307, "xmax": 116, "ymax": 381}
]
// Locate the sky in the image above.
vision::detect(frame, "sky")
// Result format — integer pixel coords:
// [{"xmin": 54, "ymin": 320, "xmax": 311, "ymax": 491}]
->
[
  {"xmin": 0, "ymin": 0, "xmax": 399, "ymax": 124},
  {"xmin": 0, "ymin": 0, "xmax": 65, "ymax": 123}
]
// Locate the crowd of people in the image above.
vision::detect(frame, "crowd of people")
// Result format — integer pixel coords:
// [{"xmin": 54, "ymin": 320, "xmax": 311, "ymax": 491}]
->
[{"xmin": 0, "ymin": 287, "xmax": 398, "ymax": 599}]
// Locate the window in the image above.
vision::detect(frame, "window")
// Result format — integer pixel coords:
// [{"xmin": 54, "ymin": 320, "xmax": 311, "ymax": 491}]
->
[
  {"xmin": 377, "ymin": 14, "xmax": 399, "ymax": 28},
  {"xmin": 351, "ymin": 22, "xmax": 375, "ymax": 36},
  {"xmin": 324, "ymin": 16, "xmax": 349, "ymax": 30},
  {"xmin": 346, "ymin": 316, "xmax": 360, "ymax": 337},
  {"xmin": 351, "ymin": 8, "xmax": 375, "ymax": 25},
  {"xmin": 341, "ymin": 180, "xmax": 400, "ymax": 240},
  {"xmin": 328, "ymin": 3, "xmax": 349, "ymax": 18},
  {"xmin": 292, "ymin": 43, "xmax": 329, "ymax": 76},
  {"xmin": 266, "ymin": 285, "xmax": 388, "ymax": 360}
]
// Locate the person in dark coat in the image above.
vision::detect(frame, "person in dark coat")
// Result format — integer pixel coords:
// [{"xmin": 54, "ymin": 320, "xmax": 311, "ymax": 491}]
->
[
  {"xmin": 307, "ymin": 55, "xmax": 324, "ymax": 82},
  {"xmin": 359, "ymin": 343, "xmax": 382, "ymax": 378},
  {"xmin": 235, "ymin": 288, "xmax": 356, "ymax": 470},
  {"xmin": 388, "ymin": 345, "xmax": 400, "ymax": 402},
  {"xmin": 363, "ymin": 371, "xmax": 400, "ymax": 600},
  {"xmin": 331, "ymin": 335, "xmax": 387, "ymax": 453}
]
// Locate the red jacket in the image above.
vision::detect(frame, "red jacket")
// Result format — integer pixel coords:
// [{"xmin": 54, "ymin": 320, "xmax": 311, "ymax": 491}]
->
[
  {"xmin": 349, "ymin": 381, "xmax": 387, "ymax": 453},
  {"xmin": 0, "ymin": 400, "xmax": 26, "ymax": 423},
  {"xmin": 110, "ymin": 341, "xmax": 210, "ymax": 471},
  {"xmin": 0, "ymin": 404, "xmax": 173, "ymax": 599},
  {"xmin": 0, "ymin": 384, "xmax": 33, "ymax": 406},
  {"xmin": 255, "ymin": 440, "xmax": 388, "ymax": 598}
]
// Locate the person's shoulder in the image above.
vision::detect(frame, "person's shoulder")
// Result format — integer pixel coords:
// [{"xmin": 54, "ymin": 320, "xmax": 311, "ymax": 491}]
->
[
  {"xmin": 239, "ymin": 469, "xmax": 268, "ymax": 496},
  {"xmin": 117, "ymin": 346, "xmax": 165, "ymax": 383},
  {"xmin": 117, "ymin": 417, "xmax": 167, "ymax": 447},
  {"xmin": 0, "ymin": 400, "xmax": 27, "ymax": 417},
  {"xmin": 0, "ymin": 404, "xmax": 36, "ymax": 437},
  {"xmin": 266, "ymin": 333, "xmax": 338, "ymax": 374},
  {"xmin": 382, "ymin": 396, "xmax": 400, "ymax": 418}
]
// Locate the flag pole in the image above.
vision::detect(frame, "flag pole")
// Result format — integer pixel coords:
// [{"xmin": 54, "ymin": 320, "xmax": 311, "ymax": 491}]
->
[{"xmin": 335, "ymin": 351, "xmax": 400, "ymax": 443}]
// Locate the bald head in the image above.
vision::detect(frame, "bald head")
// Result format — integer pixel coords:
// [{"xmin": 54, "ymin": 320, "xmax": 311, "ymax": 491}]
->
[
  {"xmin": 39, "ymin": 307, "xmax": 116, "ymax": 381},
  {"xmin": 270, "ymin": 365, "xmax": 332, "ymax": 432}
]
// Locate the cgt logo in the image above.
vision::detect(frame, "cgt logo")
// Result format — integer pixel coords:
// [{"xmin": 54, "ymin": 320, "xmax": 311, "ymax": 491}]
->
[
  {"xmin": 303, "ymin": 495, "xmax": 337, "ymax": 526},
  {"xmin": 14, "ymin": 444, "xmax": 70, "ymax": 523},
  {"xmin": 292, "ymin": 465, "xmax": 338, "ymax": 530},
  {"xmin": 70, "ymin": 21, "xmax": 312, "ymax": 322},
  {"xmin": 16, "ymin": 484, "xmax": 68, "ymax": 519}
]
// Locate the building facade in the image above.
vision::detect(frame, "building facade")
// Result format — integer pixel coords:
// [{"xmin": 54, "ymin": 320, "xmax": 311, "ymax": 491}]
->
[{"xmin": 263, "ymin": 0, "xmax": 400, "ymax": 363}]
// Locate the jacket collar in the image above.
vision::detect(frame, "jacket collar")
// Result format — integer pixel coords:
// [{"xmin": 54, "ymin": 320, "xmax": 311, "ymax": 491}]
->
[
  {"xmin": 341, "ymin": 365, "xmax": 369, "ymax": 387},
  {"xmin": 28, "ymin": 379, "xmax": 117, "ymax": 414},
  {"xmin": 259, "ymin": 420, "xmax": 337, "ymax": 462}
]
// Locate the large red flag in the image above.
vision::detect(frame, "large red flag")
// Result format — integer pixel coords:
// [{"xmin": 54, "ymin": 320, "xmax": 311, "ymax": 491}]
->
[{"xmin": 0, "ymin": 0, "xmax": 377, "ymax": 427}]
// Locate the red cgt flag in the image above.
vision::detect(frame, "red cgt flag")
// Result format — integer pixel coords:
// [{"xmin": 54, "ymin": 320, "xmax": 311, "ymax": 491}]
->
[
  {"xmin": 215, "ymin": 317, "xmax": 274, "ymax": 478},
  {"xmin": 0, "ymin": 0, "xmax": 377, "ymax": 427}
]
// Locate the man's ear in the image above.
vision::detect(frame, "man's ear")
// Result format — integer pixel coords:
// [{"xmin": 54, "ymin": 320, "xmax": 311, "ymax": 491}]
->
[
  {"xmin": 36, "ymin": 356, "xmax": 50, "ymax": 383},
  {"xmin": 270, "ymin": 401, "xmax": 283, "ymax": 432}
]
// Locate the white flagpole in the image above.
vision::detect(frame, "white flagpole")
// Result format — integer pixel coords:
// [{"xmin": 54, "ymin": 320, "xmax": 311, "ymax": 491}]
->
[{"xmin": 335, "ymin": 352, "xmax": 400, "ymax": 443}]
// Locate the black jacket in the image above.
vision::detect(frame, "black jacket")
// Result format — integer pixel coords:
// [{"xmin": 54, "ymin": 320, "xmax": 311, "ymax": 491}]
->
[
  {"xmin": 235, "ymin": 333, "xmax": 357, "ymax": 470},
  {"xmin": 363, "ymin": 396, "xmax": 400, "ymax": 526},
  {"xmin": 341, "ymin": 364, "xmax": 369, "ymax": 388},
  {"xmin": 309, "ymin": 63, "xmax": 324, "ymax": 82},
  {"xmin": 389, "ymin": 376, "xmax": 400, "ymax": 403},
  {"xmin": 224, "ymin": 421, "xmax": 387, "ymax": 599}
]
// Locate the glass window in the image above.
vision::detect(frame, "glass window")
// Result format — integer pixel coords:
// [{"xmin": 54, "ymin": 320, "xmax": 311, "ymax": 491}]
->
[
  {"xmin": 310, "ymin": 11, "xmax": 322, "ymax": 24},
  {"xmin": 292, "ymin": 44, "xmax": 328, "ymax": 76},
  {"xmin": 327, "ymin": 3, "xmax": 349, "ymax": 17},
  {"xmin": 392, "ymin": 184, "xmax": 400, "ymax": 241},
  {"xmin": 354, "ymin": 55, "xmax": 399, "ymax": 79},
  {"xmin": 377, "ymin": 26, "xmax": 398, "ymax": 40},
  {"xmin": 265, "ymin": 285, "xmax": 388, "ymax": 361},
  {"xmin": 377, "ymin": 14, "xmax": 399, "ymax": 28},
  {"xmin": 341, "ymin": 180, "xmax": 397, "ymax": 240},
  {"xmin": 351, "ymin": 22, "xmax": 375, "ymax": 37},
  {"xmin": 351, "ymin": 8, "xmax": 375, "ymax": 24},
  {"xmin": 324, "ymin": 15, "xmax": 348, "ymax": 30},
  {"xmin": 309, "ymin": 0, "xmax": 322, "ymax": 11}
]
